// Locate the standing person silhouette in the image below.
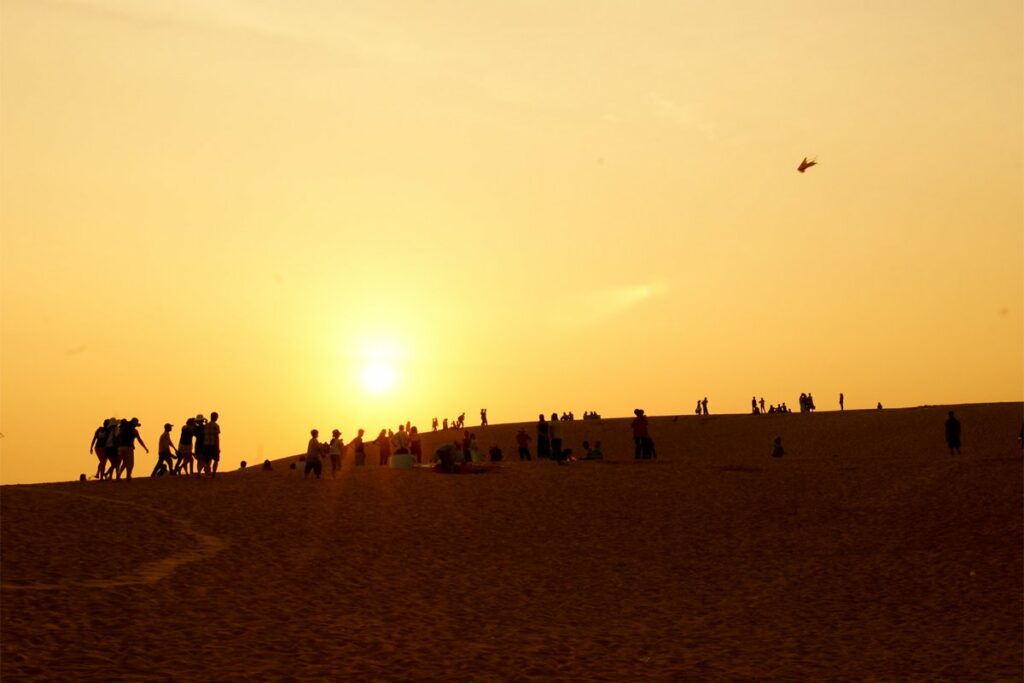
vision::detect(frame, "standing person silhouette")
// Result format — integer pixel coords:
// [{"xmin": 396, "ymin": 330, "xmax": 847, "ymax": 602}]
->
[
  {"xmin": 632, "ymin": 409, "xmax": 650, "ymax": 459},
  {"xmin": 375, "ymin": 429, "xmax": 391, "ymax": 466},
  {"xmin": 945, "ymin": 411, "xmax": 962, "ymax": 455},
  {"xmin": 305, "ymin": 430, "xmax": 323, "ymax": 478},
  {"xmin": 839, "ymin": 393, "xmax": 844, "ymax": 411},
  {"xmin": 549, "ymin": 413, "xmax": 563, "ymax": 461},
  {"xmin": 175, "ymin": 418, "xmax": 196, "ymax": 475},
  {"xmin": 329, "ymin": 429, "xmax": 343, "ymax": 477},
  {"xmin": 410, "ymin": 426, "xmax": 422, "ymax": 463},
  {"xmin": 759, "ymin": 397, "xmax": 766, "ymax": 414},
  {"xmin": 351, "ymin": 429, "xmax": 367, "ymax": 466},
  {"xmin": 90, "ymin": 419, "xmax": 111, "ymax": 480},
  {"xmin": 751, "ymin": 397, "xmax": 758, "ymax": 414},
  {"xmin": 117, "ymin": 418, "xmax": 148, "ymax": 481},
  {"xmin": 205, "ymin": 412, "xmax": 222, "ymax": 477},
  {"xmin": 701, "ymin": 397, "xmax": 709, "ymax": 416},
  {"xmin": 536, "ymin": 414, "xmax": 551, "ymax": 459},
  {"xmin": 193, "ymin": 415, "xmax": 208, "ymax": 476},
  {"xmin": 480, "ymin": 408, "xmax": 488, "ymax": 426}
]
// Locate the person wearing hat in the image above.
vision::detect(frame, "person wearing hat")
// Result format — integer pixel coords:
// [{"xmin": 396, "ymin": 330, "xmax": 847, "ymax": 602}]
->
[
  {"xmin": 152, "ymin": 423, "xmax": 178, "ymax": 477},
  {"xmin": 328, "ymin": 429, "xmax": 344, "ymax": 478},
  {"xmin": 116, "ymin": 417, "xmax": 148, "ymax": 480},
  {"xmin": 631, "ymin": 409, "xmax": 650, "ymax": 460}
]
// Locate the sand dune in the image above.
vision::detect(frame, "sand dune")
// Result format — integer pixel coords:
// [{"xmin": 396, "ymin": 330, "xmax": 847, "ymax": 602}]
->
[{"xmin": 3, "ymin": 403, "xmax": 1021, "ymax": 681}]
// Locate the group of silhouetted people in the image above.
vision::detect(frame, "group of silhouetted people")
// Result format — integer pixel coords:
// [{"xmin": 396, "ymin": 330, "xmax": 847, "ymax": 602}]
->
[{"xmin": 89, "ymin": 412, "xmax": 220, "ymax": 481}]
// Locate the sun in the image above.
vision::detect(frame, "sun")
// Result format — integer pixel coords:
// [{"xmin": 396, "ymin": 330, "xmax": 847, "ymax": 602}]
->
[{"xmin": 361, "ymin": 362, "xmax": 396, "ymax": 393}]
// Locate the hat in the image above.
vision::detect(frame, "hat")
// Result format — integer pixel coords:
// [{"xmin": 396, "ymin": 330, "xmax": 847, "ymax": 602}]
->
[
  {"xmin": 196, "ymin": 414, "xmax": 205, "ymax": 421},
  {"xmin": 130, "ymin": 417, "xmax": 141, "ymax": 426},
  {"xmin": 332, "ymin": 429, "xmax": 341, "ymax": 435},
  {"xmin": 164, "ymin": 423, "xmax": 173, "ymax": 429},
  {"xmin": 634, "ymin": 408, "xmax": 643, "ymax": 416}
]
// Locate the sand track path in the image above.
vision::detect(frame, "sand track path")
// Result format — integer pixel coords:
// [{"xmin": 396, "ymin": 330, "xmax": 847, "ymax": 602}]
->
[{"xmin": 2, "ymin": 488, "xmax": 226, "ymax": 591}]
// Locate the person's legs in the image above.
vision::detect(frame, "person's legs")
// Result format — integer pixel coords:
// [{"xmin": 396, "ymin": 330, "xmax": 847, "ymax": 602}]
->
[
  {"xmin": 124, "ymin": 449, "xmax": 135, "ymax": 480},
  {"xmin": 95, "ymin": 448, "xmax": 108, "ymax": 479},
  {"xmin": 634, "ymin": 437, "xmax": 642, "ymax": 459}
]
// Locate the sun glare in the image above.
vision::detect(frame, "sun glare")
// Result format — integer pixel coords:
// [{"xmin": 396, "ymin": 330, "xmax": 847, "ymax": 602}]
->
[{"xmin": 361, "ymin": 362, "xmax": 396, "ymax": 393}]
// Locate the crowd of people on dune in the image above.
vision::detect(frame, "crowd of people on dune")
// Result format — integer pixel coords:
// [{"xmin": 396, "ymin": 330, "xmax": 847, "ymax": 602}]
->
[
  {"xmin": 89, "ymin": 413, "xmax": 221, "ymax": 481},
  {"xmin": 86, "ymin": 395, "xmax": 986, "ymax": 481}
]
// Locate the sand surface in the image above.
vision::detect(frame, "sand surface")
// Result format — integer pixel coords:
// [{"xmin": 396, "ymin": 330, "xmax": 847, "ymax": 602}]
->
[{"xmin": 3, "ymin": 403, "xmax": 1022, "ymax": 681}]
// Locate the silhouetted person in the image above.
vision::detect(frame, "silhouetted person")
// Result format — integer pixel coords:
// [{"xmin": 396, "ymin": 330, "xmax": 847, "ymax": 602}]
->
[
  {"xmin": 771, "ymin": 437, "xmax": 785, "ymax": 458},
  {"xmin": 329, "ymin": 429, "xmax": 343, "ymax": 476},
  {"xmin": 759, "ymin": 397, "xmax": 765, "ymax": 414},
  {"xmin": 433, "ymin": 442, "xmax": 460, "ymax": 473},
  {"xmin": 877, "ymin": 402, "xmax": 883, "ymax": 410},
  {"xmin": 305, "ymin": 430, "xmax": 323, "ymax": 478},
  {"xmin": 262, "ymin": 459, "xmax": 273, "ymax": 471},
  {"xmin": 516, "ymin": 428, "xmax": 532, "ymax": 461},
  {"xmin": 410, "ymin": 426, "xmax": 423, "ymax": 463},
  {"xmin": 352, "ymin": 429, "xmax": 367, "ymax": 466},
  {"xmin": 945, "ymin": 411, "xmax": 961, "ymax": 455},
  {"xmin": 536, "ymin": 414, "xmax": 551, "ymax": 459},
  {"xmin": 394, "ymin": 424, "xmax": 410, "ymax": 454},
  {"xmin": 549, "ymin": 413, "xmax": 563, "ymax": 462},
  {"xmin": 807, "ymin": 393, "xmax": 816, "ymax": 411},
  {"xmin": 480, "ymin": 408, "xmax": 488, "ymax": 426},
  {"xmin": 103, "ymin": 419, "xmax": 120, "ymax": 478},
  {"xmin": 90, "ymin": 419, "xmax": 111, "ymax": 480},
  {"xmin": 194, "ymin": 414, "xmax": 208, "ymax": 476},
  {"xmin": 751, "ymin": 397, "xmax": 758, "ymax": 414},
  {"xmin": 582, "ymin": 440, "xmax": 604, "ymax": 460},
  {"xmin": 205, "ymin": 412, "xmax": 221, "ymax": 476},
  {"xmin": 175, "ymin": 418, "xmax": 196, "ymax": 475},
  {"xmin": 116, "ymin": 418, "xmax": 148, "ymax": 480},
  {"xmin": 701, "ymin": 397, "xmax": 708, "ymax": 415},
  {"xmin": 695, "ymin": 400, "xmax": 701, "ymax": 415},
  {"xmin": 489, "ymin": 444, "xmax": 503, "ymax": 462},
  {"xmin": 432, "ymin": 417, "xmax": 438, "ymax": 432},
  {"xmin": 443, "ymin": 418, "xmax": 448, "ymax": 430},
  {"xmin": 632, "ymin": 409, "xmax": 650, "ymax": 459},
  {"xmin": 375, "ymin": 429, "xmax": 391, "ymax": 466},
  {"xmin": 839, "ymin": 393, "xmax": 844, "ymax": 411},
  {"xmin": 151, "ymin": 423, "xmax": 177, "ymax": 477}
]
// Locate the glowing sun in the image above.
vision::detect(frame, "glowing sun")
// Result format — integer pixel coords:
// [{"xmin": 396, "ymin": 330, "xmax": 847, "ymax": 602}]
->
[{"xmin": 361, "ymin": 362, "xmax": 396, "ymax": 393}]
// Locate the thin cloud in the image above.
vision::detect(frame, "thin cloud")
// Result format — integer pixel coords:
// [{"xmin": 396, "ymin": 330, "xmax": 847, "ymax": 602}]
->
[{"xmin": 550, "ymin": 283, "xmax": 666, "ymax": 329}]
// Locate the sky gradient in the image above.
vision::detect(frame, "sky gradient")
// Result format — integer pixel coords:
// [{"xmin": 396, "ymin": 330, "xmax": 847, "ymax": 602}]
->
[{"xmin": 2, "ymin": 0, "xmax": 1022, "ymax": 483}]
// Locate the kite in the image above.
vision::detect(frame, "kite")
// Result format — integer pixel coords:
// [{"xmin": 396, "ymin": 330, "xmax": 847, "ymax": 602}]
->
[{"xmin": 798, "ymin": 157, "xmax": 817, "ymax": 173}]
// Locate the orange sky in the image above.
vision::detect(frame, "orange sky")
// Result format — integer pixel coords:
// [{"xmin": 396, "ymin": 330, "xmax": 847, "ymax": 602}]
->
[{"xmin": 2, "ymin": 0, "xmax": 1022, "ymax": 483}]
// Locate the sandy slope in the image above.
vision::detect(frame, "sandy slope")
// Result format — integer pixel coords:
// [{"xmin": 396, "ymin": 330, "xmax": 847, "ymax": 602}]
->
[{"xmin": 2, "ymin": 403, "xmax": 1021, "ymax": 681}]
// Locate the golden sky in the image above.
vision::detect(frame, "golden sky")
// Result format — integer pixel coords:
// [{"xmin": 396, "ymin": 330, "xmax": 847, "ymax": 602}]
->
[{"xmin": 2, "ymin": 0, "xmax": 1022, "ymax": 483}]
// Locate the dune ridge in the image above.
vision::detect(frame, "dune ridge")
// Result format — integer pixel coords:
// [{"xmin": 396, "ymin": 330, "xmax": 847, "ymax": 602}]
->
[{"xmin": 2, "ymin": 402, "xmax": 1021, "ymax": 681}]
